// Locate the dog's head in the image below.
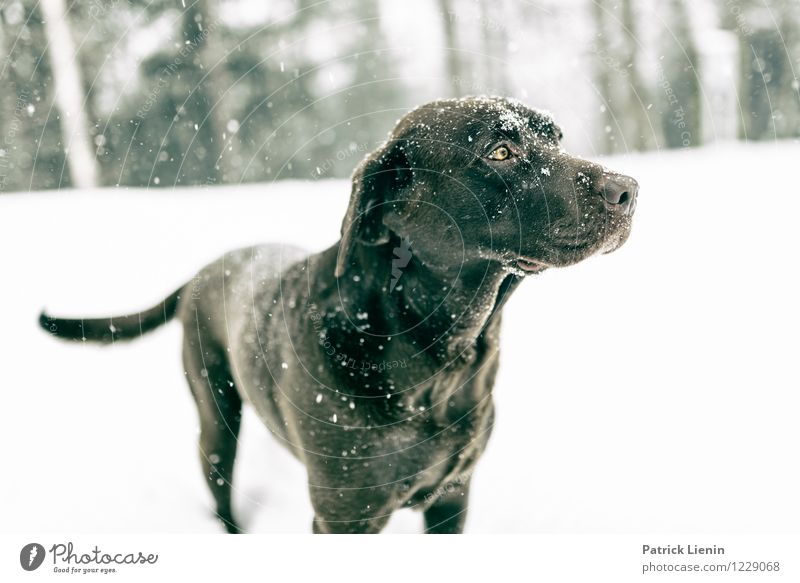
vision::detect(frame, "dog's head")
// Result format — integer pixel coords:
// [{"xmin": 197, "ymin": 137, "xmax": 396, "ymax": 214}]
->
[{"xmin": 336, "ymin": 96, "xmax": 637, "ymax": 278}]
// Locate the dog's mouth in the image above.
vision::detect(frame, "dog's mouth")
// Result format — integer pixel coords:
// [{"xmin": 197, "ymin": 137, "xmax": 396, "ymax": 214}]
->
[
  {"xmin": 516, "ymin": 257, "xmax": 550, "ymax": 273},
  {"xmin": 512, "ymin": 215, "xmax": 633, "ymax": 274},
  {"xmin": 599, "ymin": 220, "xmax": 633, "ymax": 256}
]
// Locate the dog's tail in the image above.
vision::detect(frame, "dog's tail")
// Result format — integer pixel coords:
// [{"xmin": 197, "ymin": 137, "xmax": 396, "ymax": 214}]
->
[{"xmin": 38, "ymin": 288, "xmax": 183, "ymax": 344}]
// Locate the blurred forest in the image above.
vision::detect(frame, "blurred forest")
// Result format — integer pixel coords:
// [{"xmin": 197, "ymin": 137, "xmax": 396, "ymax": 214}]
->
[{"xmin": 0, "ymin": 0, "xmax": 798, "ymax": 192}]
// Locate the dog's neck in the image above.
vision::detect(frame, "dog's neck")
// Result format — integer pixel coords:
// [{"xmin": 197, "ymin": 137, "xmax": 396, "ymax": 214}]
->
[
  {"xmin": 395, "ymin": 255, "xmax": 515, "ymax": 356},
  {"xmin": 314, "ymin": 241, "xmax": 522, "ymax": 423},
  {"xmin": 332, "ymin": 240, "xmax": 520, "ymax": 363}
]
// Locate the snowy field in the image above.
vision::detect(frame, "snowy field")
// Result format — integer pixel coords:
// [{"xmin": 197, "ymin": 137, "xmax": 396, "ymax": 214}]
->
[{"xmin": 2, "ymin": 141, "xmax": 799, "ymax": 534}]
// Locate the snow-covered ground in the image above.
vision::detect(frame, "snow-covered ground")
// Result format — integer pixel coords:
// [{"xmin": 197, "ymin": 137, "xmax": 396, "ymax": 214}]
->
[{"xmin": 2, "ymin": 141, "xmax": 799, "ymax": 534}]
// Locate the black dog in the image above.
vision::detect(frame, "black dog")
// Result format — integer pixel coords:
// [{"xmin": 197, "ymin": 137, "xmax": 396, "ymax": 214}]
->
[{"xmin": 40, "ymin": 97, "xmax": 637, "ymax": 533}]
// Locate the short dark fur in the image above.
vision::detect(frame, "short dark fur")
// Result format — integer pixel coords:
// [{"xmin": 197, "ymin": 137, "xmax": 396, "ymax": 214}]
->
[{"xmin": 40, "ymin": 97, "xmax": 637, "ymax": 533}]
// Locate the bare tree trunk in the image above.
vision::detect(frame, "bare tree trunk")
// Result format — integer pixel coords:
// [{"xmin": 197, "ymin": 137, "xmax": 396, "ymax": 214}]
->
[
  {"xmin": 479, "ymin": 0, "xmax": 509, "ymax": 95},
  {"xmin": 729, "ymin": 0, "xmax": 799, "ymax": 139},
  {"xmin": 593, "ymin": 0, "xmax": 655, "ymax": 153},
  {"xmin": 592, "ymin": 0, "xmax": 618, "ymax": 153},
  {"xmin": 660, "ymin": 0, "xmax": 702, "ymax": 148},
  {"xmin": 438, "ymin": 0, "xmax": 462, "ymax": 97},
  {"xmin": 182, "ymin": 0, "xmax": 235, "ymax": 183},
  {"xmin": 40, "ymin": 0, "xmax": 99, "ymax": 188},
  {"xmin": 621, "ymin": 0, "xmax": 653, "ymax": 150},
  {"xmin": 777, "ymin": 0, "xmax": 800, "ymax": 138}
]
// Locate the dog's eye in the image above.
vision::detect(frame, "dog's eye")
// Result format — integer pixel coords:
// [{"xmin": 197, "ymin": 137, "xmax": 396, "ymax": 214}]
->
[{"xmin": 487, "ymin": 145, "xmax": 512, "ymax": 161}]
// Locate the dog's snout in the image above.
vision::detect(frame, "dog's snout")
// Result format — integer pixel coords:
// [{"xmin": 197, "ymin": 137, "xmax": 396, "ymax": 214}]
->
[{"xmin": 597, "ymin": 174, "xmax": 638, "ymax": 215}]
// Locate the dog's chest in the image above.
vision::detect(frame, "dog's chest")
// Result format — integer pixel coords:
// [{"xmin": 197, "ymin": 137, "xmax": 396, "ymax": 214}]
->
[{"xmin": 302, "ymin": 394, "xmax": 495, "ymax": 502}]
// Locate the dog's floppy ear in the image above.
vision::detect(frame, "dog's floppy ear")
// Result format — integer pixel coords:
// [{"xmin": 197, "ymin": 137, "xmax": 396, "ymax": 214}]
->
[{"xmin": 335, "ymin": 140, "xmax": 411, "ymax": 278}]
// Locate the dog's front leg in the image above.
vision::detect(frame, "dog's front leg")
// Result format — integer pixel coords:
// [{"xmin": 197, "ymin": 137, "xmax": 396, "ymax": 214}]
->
[
  {"xmin": 423, "ymin": 479, "xmax": 471, "ymax": 534},
  {"xmin": 312, "ymin": 514, "xmax": 392, "ymax": 534},
  {"xmin": 309, "ymin": 487, "xmax": 395, "ymax": 534}
]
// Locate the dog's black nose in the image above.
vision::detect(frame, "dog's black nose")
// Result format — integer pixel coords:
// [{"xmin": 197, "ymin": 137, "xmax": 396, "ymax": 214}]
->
[{"xmin": 597, "ymin": 174, "xmax": 638, "ymax": 215}]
